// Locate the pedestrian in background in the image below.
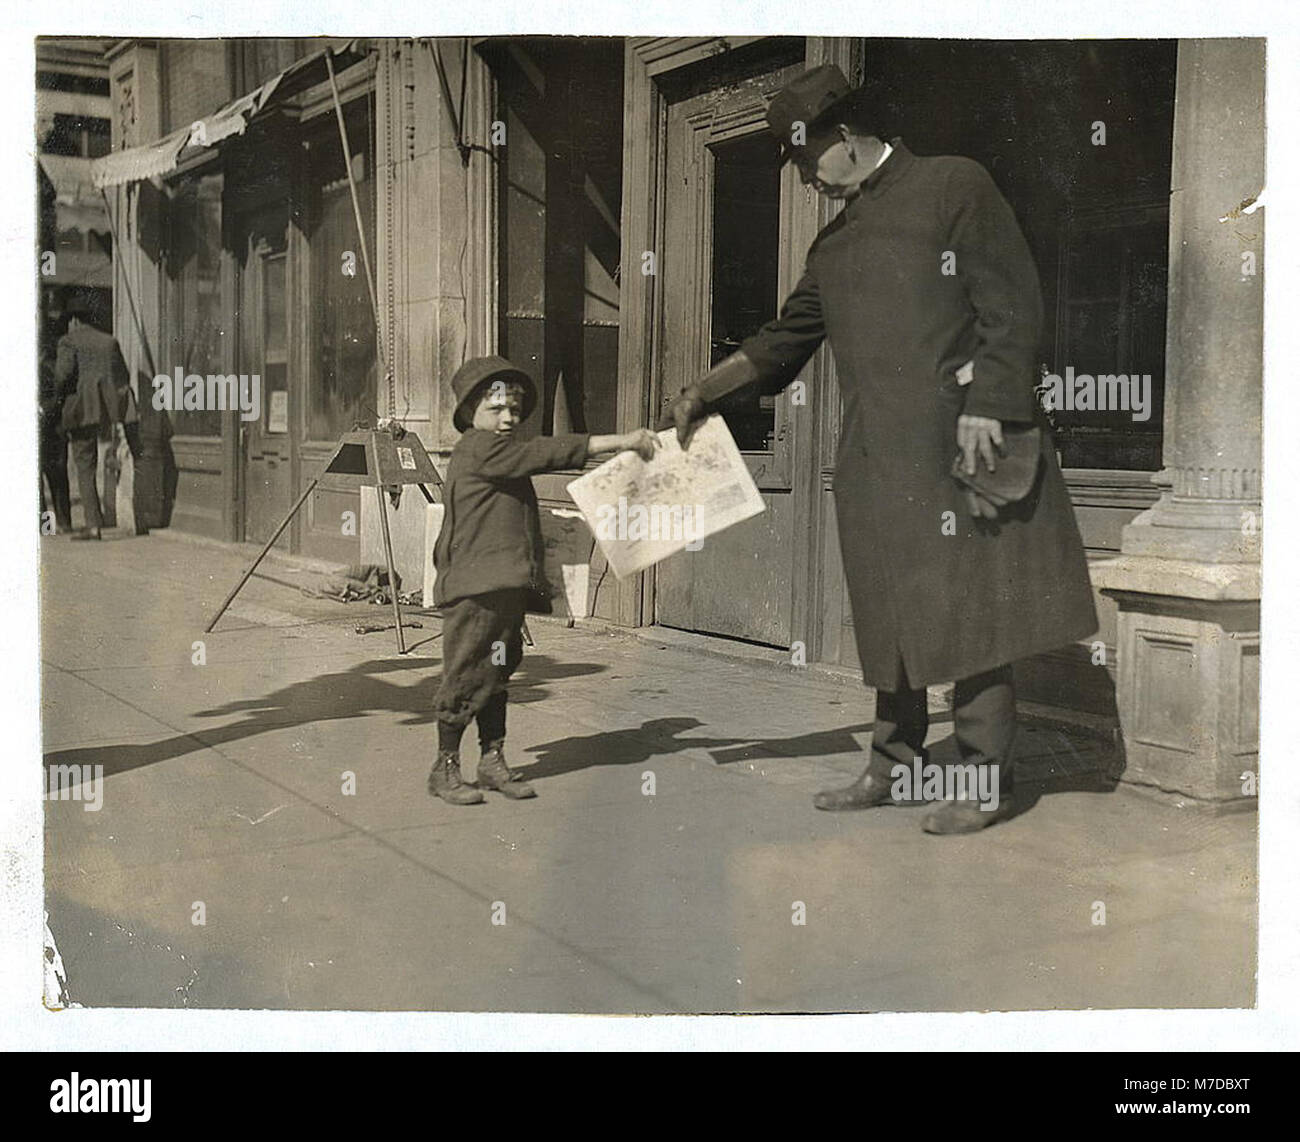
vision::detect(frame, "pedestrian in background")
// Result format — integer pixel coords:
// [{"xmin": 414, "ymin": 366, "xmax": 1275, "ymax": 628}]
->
[
  {"xmin": 39, "ymin": 321, "xmax": 72, "ymax": 534},
  {"xmin": 55, "ymin": 296, "xmax": 137, "ymax": 540}
]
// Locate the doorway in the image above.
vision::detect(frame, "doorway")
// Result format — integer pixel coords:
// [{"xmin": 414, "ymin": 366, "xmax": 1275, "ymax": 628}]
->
[
  {"xmin": 652, "ymin": 53, "xmax": 811, "ymax": 647},
  {"xmin": 235, "ymin": 203, "xmax": 292, "ymax": 548}
]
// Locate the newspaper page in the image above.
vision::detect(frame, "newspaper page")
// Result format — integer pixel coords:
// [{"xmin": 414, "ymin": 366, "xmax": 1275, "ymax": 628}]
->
[{"xmin": 566, "ymin": 414, "xmax": 765, "ymax": 578}]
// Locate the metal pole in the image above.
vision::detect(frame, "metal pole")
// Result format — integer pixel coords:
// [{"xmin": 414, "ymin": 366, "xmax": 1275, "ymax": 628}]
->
[
  {"xmin": 374, "ymin": 484, "xmax": 407, "ymax": 654},
  {"xmin": 204, "ymin": 478, "xmax": 319, "ymax": 633}
]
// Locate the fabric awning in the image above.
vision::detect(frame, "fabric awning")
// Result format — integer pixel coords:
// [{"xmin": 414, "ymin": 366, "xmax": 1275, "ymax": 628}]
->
[{"xmin": 91, "ymin": 39, "xmax": 371, "ymax": 189}]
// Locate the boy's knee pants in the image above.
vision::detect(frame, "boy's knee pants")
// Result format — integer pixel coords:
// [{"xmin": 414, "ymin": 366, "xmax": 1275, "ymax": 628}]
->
[{"xmin": 434, "ymin": 588, "xmax": 526, "ymax": 728}]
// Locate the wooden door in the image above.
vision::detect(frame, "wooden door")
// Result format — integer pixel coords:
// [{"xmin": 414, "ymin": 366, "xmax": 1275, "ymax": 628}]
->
[
  {"xmin": 237, "ymin": 207, "xmax": 293, "ymax": 547},
  {"xmin": 653, "ymin": 59, "xmax": 807, "ymax": 646}
]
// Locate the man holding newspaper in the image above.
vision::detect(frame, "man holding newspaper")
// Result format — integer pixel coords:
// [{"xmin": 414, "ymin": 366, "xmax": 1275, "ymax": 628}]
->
[{"xmin": 660, "ymin": 65, "xmax": 1097, "ymax": 834}]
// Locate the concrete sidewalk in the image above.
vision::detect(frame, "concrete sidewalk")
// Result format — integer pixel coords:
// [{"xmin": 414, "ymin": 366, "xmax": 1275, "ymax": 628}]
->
[{"xmin": 40, "ymin": 529, "xmax": 1256, "ymax": 1013}]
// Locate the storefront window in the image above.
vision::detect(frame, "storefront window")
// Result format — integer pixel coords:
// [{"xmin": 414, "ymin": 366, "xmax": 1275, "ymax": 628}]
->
[
  {"xmin": 486, "ymin": 37, "xmax": 624, "ymax": 438},
  {"xmin": 863, "ymin": 37, "xmax": 1176, "ymax": 473},
  {"xmin": 305, "ymin": 96, "xmax": 376, "ymax": 442},
  {"xmin": 163, "ymin": 171, "xmax": 224, "ymax": 437},
  {"xmin": 1051, "ymin": 204, "xmax": 1168, "ymax": 470},
  {"xmin": 709, "ymin": 132, "xmax": 782, "ymax": 452}
]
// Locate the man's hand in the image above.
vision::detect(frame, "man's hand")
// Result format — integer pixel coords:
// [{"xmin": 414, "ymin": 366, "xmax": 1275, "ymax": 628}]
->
[
  {"xmin": 957, "ymin": 414, "xmax": 1003, "ymax": 477},
  {"xmin": 962, "ymin": 488, "xmax": 1000, "ymax": 520},
  {"xmin": 956, "ymin": 414, "xmax": 1003, "ymax": 519},
  {"xmin": 656, "ymin": 385, "xmax": 708, "ymax": 448}
]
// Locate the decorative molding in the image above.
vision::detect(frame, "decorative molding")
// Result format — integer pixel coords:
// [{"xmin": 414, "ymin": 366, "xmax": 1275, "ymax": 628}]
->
[{"xmin": 1172, "ymin": 466, "xmax": 1261, "ymax": 501}]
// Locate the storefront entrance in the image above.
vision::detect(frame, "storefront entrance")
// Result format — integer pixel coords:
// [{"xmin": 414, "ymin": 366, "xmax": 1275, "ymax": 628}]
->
[
  {"xmin": 650, "ymin": 46, "xmax": 818, "ymax": 648},
  {"xmin": 235, "ymin": 203, "xmax": 292, "ymax": 548}
]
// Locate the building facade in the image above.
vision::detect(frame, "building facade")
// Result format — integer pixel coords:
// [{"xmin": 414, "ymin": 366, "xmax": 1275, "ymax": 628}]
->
[
  {"xmin": 86, "ymin": 35, "xmax": 1263, "ymax": 802},
  {"xmin": 37, "ymin": 38, "xmax": 114, "ymax": 334}
]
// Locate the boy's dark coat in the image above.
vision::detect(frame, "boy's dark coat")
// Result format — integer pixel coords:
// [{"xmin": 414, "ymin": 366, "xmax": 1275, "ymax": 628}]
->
[
  {"xmin": 433, "ymin": 429, "xmax": 589, "ymax": 608},
  {"xmin": 740, "ymin": 140, "xmax": 1097, "ymax": 687}
]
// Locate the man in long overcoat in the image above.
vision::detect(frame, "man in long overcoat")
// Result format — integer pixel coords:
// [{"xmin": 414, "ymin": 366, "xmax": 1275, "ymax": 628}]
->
[{"xmin": 663, "ymin": 66, "xmax": 1097, "ymax": 834}]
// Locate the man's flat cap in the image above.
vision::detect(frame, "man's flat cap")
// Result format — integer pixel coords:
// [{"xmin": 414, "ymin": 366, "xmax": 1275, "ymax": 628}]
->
[{"xmin": 766, "ymin": 63, "xmax": 855, "ymax": 164}]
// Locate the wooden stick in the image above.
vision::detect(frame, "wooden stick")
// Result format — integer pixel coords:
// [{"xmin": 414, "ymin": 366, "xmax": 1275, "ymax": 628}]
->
[
  {"xmin": 205, "ymin": 478, "xmax": 318, "ymax": 632},
  {"xmin": 374, "ymin": 485, "xmax": 407, "ymax": 654}
]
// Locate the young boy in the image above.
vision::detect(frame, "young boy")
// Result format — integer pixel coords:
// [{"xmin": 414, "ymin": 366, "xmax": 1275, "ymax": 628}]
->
[{"xmin": 429, "ymin": 356, "xmax": 656, "ymax": 805}]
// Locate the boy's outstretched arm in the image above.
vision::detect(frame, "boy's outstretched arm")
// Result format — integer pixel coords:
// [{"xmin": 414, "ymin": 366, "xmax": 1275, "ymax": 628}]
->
[
  {"xmin": 473, "ymin": 429, "xmax": 657, "ymax": 480},
  {"xmin": 589, "ymin": 429, "xmax": 657, "ymax": 461}
]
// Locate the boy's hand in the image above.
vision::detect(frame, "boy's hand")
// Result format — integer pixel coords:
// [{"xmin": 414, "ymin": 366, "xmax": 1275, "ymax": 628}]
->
[{"xmin": 622, "ymin": 428, "xmax": 658, "ymax": 462}]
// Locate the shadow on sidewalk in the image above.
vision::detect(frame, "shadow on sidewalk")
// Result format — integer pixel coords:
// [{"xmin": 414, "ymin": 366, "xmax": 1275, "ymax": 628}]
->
[
  {"xmin": 525, "ymin": 717, "xmax": 880, "ymax": 781},
  {"xmin": 43, "ymin": 653, "xmax": 608, "ymax": 780},
  {"xmin": 525, "ymin": 714, "xmax": 1124, "ymax": 810}
]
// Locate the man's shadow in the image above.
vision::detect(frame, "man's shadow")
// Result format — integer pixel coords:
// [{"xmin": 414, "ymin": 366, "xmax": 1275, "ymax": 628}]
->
[
  {"xmin": 524, "ymin": 718, "xmax": 876, "ymax": 782},
  {"xmin": 43, "ymin": 653, "xmax": 607, "ymax": 780},
  {"xmin": 525, "ymin": 713, "xmax": 1123, "ymax": 816}
]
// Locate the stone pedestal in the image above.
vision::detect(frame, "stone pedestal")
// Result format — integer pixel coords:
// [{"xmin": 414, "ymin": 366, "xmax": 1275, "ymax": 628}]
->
[
  {"xmin": 1091, "ymin": 558, "xmax": 1258, "ymax": 802},
  {"xmin": 1094, "ymin": 39, "xmax": 1263, "ymax": 804}
]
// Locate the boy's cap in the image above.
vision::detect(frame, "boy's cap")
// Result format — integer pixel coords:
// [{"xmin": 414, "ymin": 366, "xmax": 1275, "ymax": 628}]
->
[{"xmin": 451, "ymin": 355, "xmax": 538, "ymax": 432}]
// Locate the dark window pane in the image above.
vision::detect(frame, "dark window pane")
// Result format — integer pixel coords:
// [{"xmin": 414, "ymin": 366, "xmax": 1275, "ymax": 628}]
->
[
  {"xmin": 709, "ymin": 132, "xmax": 781, "ymax": 451},
  {"xmin": 307, "ymin": 97, "xmax": 376, "ymax": 441},
  {"xmin": 164, "ymin": 172, "xmax": 225, "ymax": 437},
  {"xmin": 1053, "ymin": 207, "xmax": 1167, "ymax": 470},
  {"xmin": 489, "ymin": 38, "xmax": 623, "ymax": 438}
]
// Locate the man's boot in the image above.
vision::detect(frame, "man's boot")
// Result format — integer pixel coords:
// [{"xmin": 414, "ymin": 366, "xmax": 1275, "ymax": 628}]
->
[
  {"xmin": 476, "ymin": 743, "xmax": 536, "ymax": 800},
  {"xmin": 923, "ymin": 665, "xmax": 1017, "ymax": 834},
  {"xmin": 427, "ymin": 751, "xmax": 484, "ymax": 805},
  {"xmin": 813, "ymin": 769, "xmax": 897, "ymax": 811},
  {"xmin": 922, "ymin": 791, "xmax": 1016, "ymax": 834}
]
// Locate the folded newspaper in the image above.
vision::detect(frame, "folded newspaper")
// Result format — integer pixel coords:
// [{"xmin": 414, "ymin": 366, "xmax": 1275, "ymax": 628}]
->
[{"xmin": 566, "ymin": 414, "xmax": 765, "ymax": 579}]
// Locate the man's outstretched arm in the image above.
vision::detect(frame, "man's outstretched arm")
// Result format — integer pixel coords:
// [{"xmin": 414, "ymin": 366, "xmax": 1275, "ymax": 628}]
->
[{"xmin": 658, "ymin": 266, "xmax": 826, "ymax": 444}]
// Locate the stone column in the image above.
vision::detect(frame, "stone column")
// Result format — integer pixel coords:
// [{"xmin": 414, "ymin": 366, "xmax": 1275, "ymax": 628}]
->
[
  {"xmin": 362, "ymin": 38, "xmax": 483, "ymax": 588},
  {"xmin": 1091, "ymin": 38, "xmax": 1263, "ymax": 804},
  {"xmin": 104, "ymin": 40, "xmax": 168, "ymax": 531}
]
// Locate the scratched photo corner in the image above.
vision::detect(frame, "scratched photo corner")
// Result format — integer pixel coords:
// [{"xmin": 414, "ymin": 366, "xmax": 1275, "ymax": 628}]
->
[{"xmin": 38, "ymin": 32, "xmax": 1260, "ymax": 1015}]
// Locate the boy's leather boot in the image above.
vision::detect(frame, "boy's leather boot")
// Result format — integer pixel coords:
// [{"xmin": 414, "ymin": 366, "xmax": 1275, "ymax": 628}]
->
[
  {"xmin": 427, "ymin": 751, "xmax": 484, "ymax": 805},
  {"xmin": 476, "ymin": 743, "xmax": 536, "ymax": 799}
]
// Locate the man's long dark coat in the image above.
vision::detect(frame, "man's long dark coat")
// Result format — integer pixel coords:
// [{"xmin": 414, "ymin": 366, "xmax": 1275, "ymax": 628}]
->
[{"xmin": 740, "ymin": 140, "xmax": 1097, "ymax": 688}]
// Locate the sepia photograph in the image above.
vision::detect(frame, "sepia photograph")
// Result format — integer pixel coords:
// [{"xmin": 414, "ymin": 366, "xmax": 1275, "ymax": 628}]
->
[{"xmin": 29, "ymin": 19, "xmax": 1269, "ymax": 1031}]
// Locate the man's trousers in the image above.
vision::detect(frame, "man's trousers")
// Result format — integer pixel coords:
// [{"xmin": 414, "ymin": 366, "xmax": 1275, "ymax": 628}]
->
[
  {"xmin": 40, "ymin": 427, "xmax": 71, "ymax": 531},
  {"xmin": 864, "ymin": 661, "xmax": 1016, "ymax": 794},
  {"xmin": 67, "ymin": 426, "xmax": 104, "ymax": 529}
]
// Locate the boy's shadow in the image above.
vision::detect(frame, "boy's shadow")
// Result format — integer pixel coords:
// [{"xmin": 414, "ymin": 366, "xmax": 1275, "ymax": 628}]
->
[{"xmin": 44, "ymin": 653, "xmax": 607, "ymax": 781}]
